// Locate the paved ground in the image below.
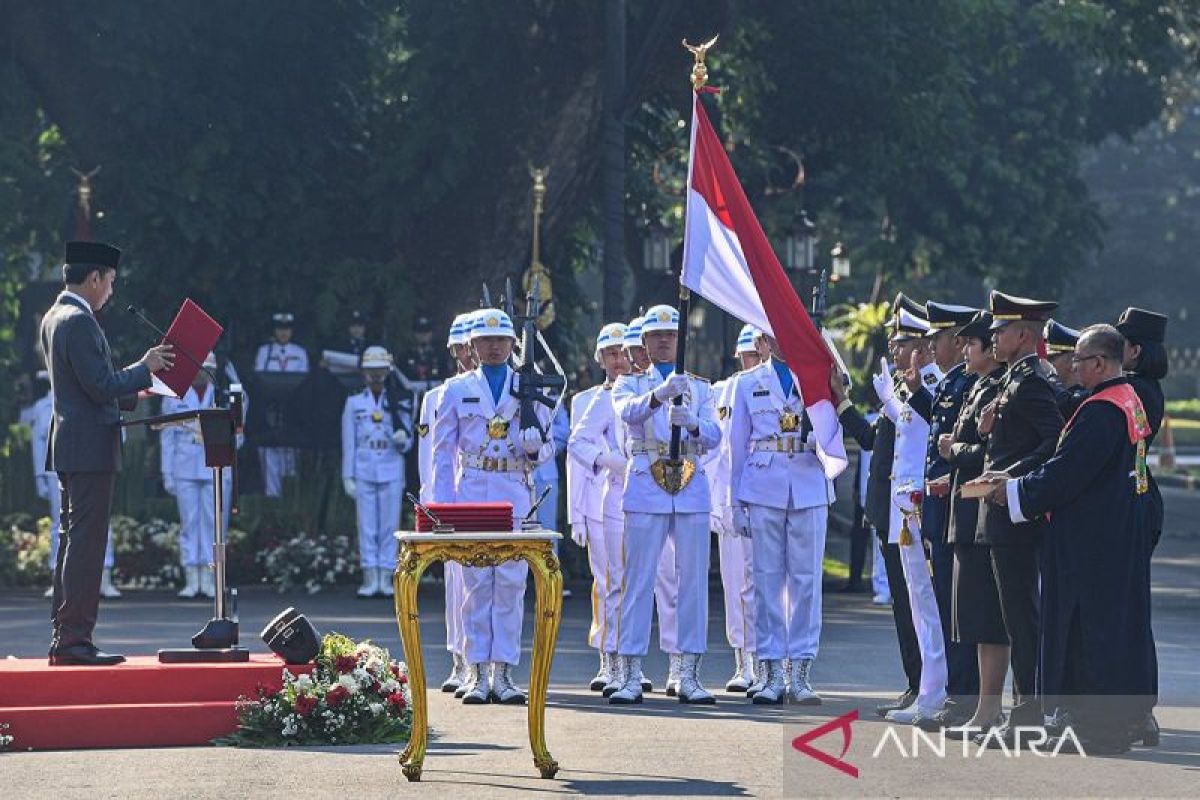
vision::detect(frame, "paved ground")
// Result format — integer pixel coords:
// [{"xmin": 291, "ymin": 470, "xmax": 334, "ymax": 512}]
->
[{"xmin": 2, "ymin": 513, "xmax": 1197, "ymax": 798}]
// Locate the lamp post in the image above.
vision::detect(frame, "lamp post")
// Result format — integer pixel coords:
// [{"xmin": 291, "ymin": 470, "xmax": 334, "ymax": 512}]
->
[
  {"xmin": 642, "ymin": 217, "xmax": 673, "ymax": 274},
  {"xmin": 831, "ymin": 241, "xmax": 851, "ymax": 281}
]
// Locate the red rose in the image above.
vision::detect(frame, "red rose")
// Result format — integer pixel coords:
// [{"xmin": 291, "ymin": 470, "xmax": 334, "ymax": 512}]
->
[
  {"xmin": 371, "ymin": 680, "xmax": 382, "ymax": 694},
  {"xmin": 390, "ymin": 663, "xmax": 402, "ymax": 678},
  {"xmin": 387, "ymin": 691, "xmax": 407, "ymax": 710},
  {"xmin": 326, "ymin": 685, "xmax": 350, "ymax": 707},
  {"xmin": 398, "ymin": 673, "xmax": 408, "ymax": 685},
  {"xmin": 294, "ymin": 694, "xmax": 318, "ymax": 717},
  {"xmin": 334, "ymin": 655, "xmax": 358, "ymax": 674}
]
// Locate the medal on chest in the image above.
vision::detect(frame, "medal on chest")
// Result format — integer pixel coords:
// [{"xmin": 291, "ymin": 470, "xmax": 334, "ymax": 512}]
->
[
  {"xmin": 487, "ymin": 415, "xmax": 510, "ymax": 439},
  {"xmin": 779, "ymin": 410, "xmax": 800, "ymax": 432},
  {"xmin": 371, "ymin": 409, "xmax": 383, "ymax": 423}
]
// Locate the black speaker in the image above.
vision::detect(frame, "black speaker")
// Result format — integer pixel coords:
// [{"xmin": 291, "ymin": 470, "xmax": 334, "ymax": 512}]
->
[{"xmin": 260, "ymin": 607, "xmax": 321, "ymax": 664}]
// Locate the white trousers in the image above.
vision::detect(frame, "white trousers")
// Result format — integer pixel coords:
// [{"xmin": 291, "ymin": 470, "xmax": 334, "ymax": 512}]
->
[
  {"xmin": 443, "ymin": 561, "xmax": 465, "ymax": 655},
  {"xmin": 462, "ymin": 560, "xmax": 528, "ymax": 666},
  {"xmin": 47, "ymin": 479, "xmax": 113, "ymax": 571},
  {"xmin": 654, "ymin": 533, "xmax": 679, "ymax": 654},
  {"xmin": 748, "ymin": 503, "xmax": 826, "ymax": 660},
  {"xmin": 176, "ymin": 475, "xmax": 232, "ymax": 567},
  {"xmin": 871, "ymin": 533, "xmax": 890, "ymax": 598},
  {"xmin": 718, "ymin": 520, "xmax": 756, "ymax": 650},
  {"xmin": 897, "ymin": 518, "xmax": 948, "ymax": 712},
  {"xmin": 618, "ymin": 512, "xmax": 708, "ymax": 657},
  {"xmin": 355, "ymin": 479, "xmax": 403, "ymax": 569},
  {"xmin": 259, "ymin": 447, "xmax": 297, "ymax": 497},
  {"xmin": 584, "ymin": 514, "xmax": 624, "ymax": 652}
]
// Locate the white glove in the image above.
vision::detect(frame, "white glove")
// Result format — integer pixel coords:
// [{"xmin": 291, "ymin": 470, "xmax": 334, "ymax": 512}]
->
[
  {"xmin": 733, "ymin": 506, "xmax": 751, "ymax": 538},
  {"xmin": 519, "ymin": 427, "xmax": 543, "ymax": 456},
  {"xmin": 163, "ymin": 477, "xmax": 177, "ymax": 497},
  {"xmin": 392, "ymin": 428, "xmax": 410, "ymax": 449},
  {"xmin": 571, "ymin": 524, "xmax": 587, "ymax": 547},
  {"xmin": 652, "ymin": 373, "xmax": 689, "ymax": 403},
  {"xmin": 668, "ymin": 404, "xmax": 698, "ymax": 430},
  {"xmin": 872, "ymin": 357, "xmax": 896, "ymax": 404},
  {"xmin": 596, "ymin": 451, "xmax": 627, "ymax": 474},
  {"xmin": 343, "ymin": 478, "xmax": 357, "ymax": 499}
]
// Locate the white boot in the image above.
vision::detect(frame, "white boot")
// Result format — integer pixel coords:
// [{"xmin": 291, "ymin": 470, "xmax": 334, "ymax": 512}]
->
[
  {"xmin": 608, "ymin": 656, "xmax": 644, "ymax": 705},
  {"xmin": 178, "ymin": 566, "xmax": 200, "ymax": 599},
  {"xmin": 377, "ymin": 567, "xmax": 394, "ymax": 597},
  {"xmin": 677, "ymin": 653, "xmax": 716, "ymax": 704},
  {"xmin": 665, "ymin": 653, "xmax": 682, "ymax": 697},
  {"xmin": 44, "ymin": 585, "xmax": 54, "ymax": 598},
  {"xmin": 491, "ymin": 662, "xmax": 527, "ymax": 705},
  {"xmin": 752, "ymin": 660, "xmax": 787, "ymax": 705},
  {"xmin": 601, "ymin": 652, "xmax": 625, "ymax": 698},
  {"xmin": 788, "ymin": 657, "xmax": 822, "ymax": 706},
  {"xmin": 461, "ymin": 662, "xmax": 490, "ymax": 704},
  {"xmin": 590, "ymin": 651, "xmax": 612, "ymax": 691},
  {"xmin": 442, "ymin": 653, "xmax": 465, "ymax": 693},
  {"xmin": 746, "ymin": 656, "xmax": 768, "ymax": 698},
  {"xmin": 100, "ymin": 568, "xmax": 122, "ymax": 599},
  {"xmin": 357, "ymin": 566, "xmax": 379, "ymax": 598},
  {"xmin": 726, "ymin": 647, "xmax": 751, "ymax": 692},
  {"xmin": 199, "ymin": 567, "xmax": 216, "ymax": 599}
]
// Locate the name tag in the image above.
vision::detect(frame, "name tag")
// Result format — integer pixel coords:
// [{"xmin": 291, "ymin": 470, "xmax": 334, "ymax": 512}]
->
[
  {"xmin": 753, "ymin": 389, "xmax": 770, "ymax": 397},
  {"xmin": 463, "ymin": 397, "xmax": 480, "ymax": 404}
]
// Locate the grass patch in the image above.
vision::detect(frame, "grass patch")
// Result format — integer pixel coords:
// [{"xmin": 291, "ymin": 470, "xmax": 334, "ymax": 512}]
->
[
  {"xmin": 1166, "ymin": 417, "xmax": 1200, "ymax": 446},
  {"xmin": 822, "ymin": 556, "xmax": 850, "ymax": 581}
]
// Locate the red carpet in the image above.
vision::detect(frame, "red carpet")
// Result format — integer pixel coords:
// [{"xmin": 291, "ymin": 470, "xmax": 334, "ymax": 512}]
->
[{"xmin": 0, "ymin": 655, "xmax": 313, "ymax": 750}]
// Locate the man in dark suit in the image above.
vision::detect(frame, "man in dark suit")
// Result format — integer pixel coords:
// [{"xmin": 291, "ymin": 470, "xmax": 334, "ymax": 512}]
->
[{"xmin": 40, "ymin": 241, "xmax": 174, "ymax": 666}]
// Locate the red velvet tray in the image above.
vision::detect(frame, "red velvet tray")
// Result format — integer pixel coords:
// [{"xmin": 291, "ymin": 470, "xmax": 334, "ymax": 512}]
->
[{"xmin": 415, "ymin": 502, "xmax": 514, "ymax": 533}]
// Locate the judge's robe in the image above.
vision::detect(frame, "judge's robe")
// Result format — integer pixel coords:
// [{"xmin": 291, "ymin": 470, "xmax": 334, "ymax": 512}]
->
[{"xmin": 1012, "ymin": 377, "xmax": 1156, "ymax": 738}]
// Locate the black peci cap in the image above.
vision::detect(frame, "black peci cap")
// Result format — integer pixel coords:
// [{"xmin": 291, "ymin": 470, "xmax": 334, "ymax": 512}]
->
[
  {"xmin": 65, "ymin": 241, "xmax": 121, "ymax": 268},
  {"xmin": 1115, "ymin": 307, "xmax": 1167, "ymax": 344}
]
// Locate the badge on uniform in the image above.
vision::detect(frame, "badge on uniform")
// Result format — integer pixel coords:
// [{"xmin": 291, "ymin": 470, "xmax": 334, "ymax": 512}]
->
[
  {"xmin": 718, "ymin": 407, "xmax": 730, "ymax": 421},
  {"xmin": 753, "ymin": 389, "xmax": 770, "ymax": 397},
  {"xmin": 923, "ymin": 372, "xmax": 938, "ymax": 386},
  {"xmin": 417, "ymin": 423, "xmax": 429, "ymax": 438},
  {"xmin": 900, "ymin": 408, "xmax": 912, "ymax": 424},
  {"xmin": 371, "ymin": 410, "xmax": 384, "ymax": 423},
  {"xmin": 779, "ymin": 411, "xmax": 800, "ymax": 432},
  {"xmin": 487, "ymin": 415, "xmax": 510, "ymax": 439}
]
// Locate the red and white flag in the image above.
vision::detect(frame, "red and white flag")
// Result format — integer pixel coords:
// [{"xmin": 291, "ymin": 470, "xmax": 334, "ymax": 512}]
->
[{"xmin": 681, "ymin": 91, "xmax": 848, "ymax": 478}]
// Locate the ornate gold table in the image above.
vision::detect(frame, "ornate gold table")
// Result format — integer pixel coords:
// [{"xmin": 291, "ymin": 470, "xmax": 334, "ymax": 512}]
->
[{"xmin": 391, "ymin": 531, "xmax": 563, "ymax": 782}]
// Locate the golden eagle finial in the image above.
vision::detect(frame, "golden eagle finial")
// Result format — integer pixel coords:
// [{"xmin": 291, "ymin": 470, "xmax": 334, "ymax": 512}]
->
[{"xmin": 682, "ymin": 35, "xmax": 719, "ymax": 91}]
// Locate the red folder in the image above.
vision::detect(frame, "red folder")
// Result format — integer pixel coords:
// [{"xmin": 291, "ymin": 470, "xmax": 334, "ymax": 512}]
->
[{"xmin": 153, "ymin": 299, "xmax": 224, "ymax": 398}]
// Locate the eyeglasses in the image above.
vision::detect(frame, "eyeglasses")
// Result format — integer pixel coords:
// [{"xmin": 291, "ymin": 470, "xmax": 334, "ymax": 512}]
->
[{"xmin": 1070, "ymin": 353, "xmax": 1105, "ymax": 367}]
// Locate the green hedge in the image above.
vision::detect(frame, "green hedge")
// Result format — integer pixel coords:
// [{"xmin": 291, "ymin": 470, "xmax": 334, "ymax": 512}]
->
[{"xmin": 1165, "ymin": 399, "xmax": 1200, "ymax": 421}]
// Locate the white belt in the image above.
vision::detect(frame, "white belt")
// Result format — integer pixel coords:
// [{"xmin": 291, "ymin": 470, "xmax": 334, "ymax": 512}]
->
[
  {"xmin": 628, "ymin": 440, "xmax": 706, "ymax": 457},
  {"xmin": 750, "ymin": 437, "xmax": 812, "ymax": 454},
  {"xmin": 460, "ymin": 453, "xmax": 529, "ymax": 474}
]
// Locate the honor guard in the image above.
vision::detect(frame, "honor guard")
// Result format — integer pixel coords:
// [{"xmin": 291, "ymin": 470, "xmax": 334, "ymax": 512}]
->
[
  {"xmin": 161, "ymin": 352, "xmax": 243, "ymax": 599},
  {"xmin": 608, "ymin": 304, "xmax": 722, "ymax": 705},
  {"xmin": 711, "ymin": 324, "xmax": 765, "ymax": 694},
  {"xmin": 432, "ymin": 309, "xmax": 555, "ymax": 705},
  {"xmin": 419, "ymin": 313, "xmax": 477, "ymax": 694},
  {"xmin": 728, "ymin": 333, "xmax": 837, "ymax": 705},
  {"xmin": 254, "ymin": 312, "xmax": 309, "ymax": 497},
  {"xmin": 874, "ymin": 307, "xmax": 949, "ymax": 725},
  {"xmin": 566, "ymin": 322, "xmax": 632, "ymax": 692},
  {"xmin": 343, "ymin": 309, "xmax": 368, "ymax": 357},
  {"xmin": 1044, "ymin": 320, "xmax": 1087, "ymax": 417},
  {"xmin": 341, "ymin": 346, "xmax": 413, "ymax": 599}
]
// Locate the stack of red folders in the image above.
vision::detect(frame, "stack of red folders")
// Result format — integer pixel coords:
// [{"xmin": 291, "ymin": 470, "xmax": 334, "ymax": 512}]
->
[{"xmin": 415, "ymin": 502, "xmax": 515, "ymax": 533}]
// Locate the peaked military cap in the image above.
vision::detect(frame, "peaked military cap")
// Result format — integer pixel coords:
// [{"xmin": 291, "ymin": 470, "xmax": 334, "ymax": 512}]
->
[
  {"xmin": 1115, "ymin": 306, "xmax": 1167, "ymax": 344},
  {"xmin": 925, "ymin": 301, "xmax": 978, "ymax": 332},
  {"xmin": 1044, "ymin": 319, "xmax": 1081, "ymax": 354},
  {"xmin": 957, "ymin": 311, "xmax": 993, "ymax": 343},
  {"xmin": 272, "ymin": 312, "xmax": 295, "ymax": 326},
  {"xmin": 988, "ymin": 290, "xmax": 1057, "ymax": 329},
  {"xmin": 890, "ymin": 308, "xmax": 931, "ymax": 342},
  {"xmin": 892, "ymin": 292, "xmax": 925, "ymax": 319}
]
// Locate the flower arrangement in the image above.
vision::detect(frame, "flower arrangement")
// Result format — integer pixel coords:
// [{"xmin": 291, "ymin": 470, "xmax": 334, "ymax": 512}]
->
[
  {"xmin": 256, "ymin": 532, "xmax": 358, "ymax": 594},
  {"xmin": 215, "ymin": 633, "xmax": 411, "ymax": 747},
  {"xmin": 0, "ymin": 722, "xmax": 13, "ymax": 751}
]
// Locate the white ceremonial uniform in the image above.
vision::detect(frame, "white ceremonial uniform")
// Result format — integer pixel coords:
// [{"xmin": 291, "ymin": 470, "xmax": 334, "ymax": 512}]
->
[
  {"xmin": 568, "ymin": 384, "xmax": 625, "ymax": 654},
  {"xmin": 709, "ymin": 378, "xmax": 756, "ymax": 653},
  {"xmin": 161, "ymin": 383, "xmax": 236, "ymax": 568},
  {"xmin": 419, "ymin": 381, "xmax": 465, "ymax": 658},
  {"xmin": 432, "ymin": 365, "xmax": 554, "ymax": 666},
  {"xmin": 728, "ymin": 362, "xmax": 834, "ymax": 662},
  {"xmin": 254, "ymin": 341, "xmax": 308, "ymax": 496},
  {"xmin": 533, "ymin": 407, "xmax": 568, "ymax": 535},
  {"xmin": 612, "ymin": 367, "xmax": 721, "ymax": 657},
  {"xmin": 342, "ymin": 387, "xmax": 412, "ymax": 571},
  {"xmin": 882, "ymin": 364, "xmax": 947, "ymax": 714}
]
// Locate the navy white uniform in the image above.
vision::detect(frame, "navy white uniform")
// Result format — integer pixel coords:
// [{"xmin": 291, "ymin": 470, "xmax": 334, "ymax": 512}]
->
[{"xmin": 254, "ymin": 332, "xmax": 308, "ymax": 497}]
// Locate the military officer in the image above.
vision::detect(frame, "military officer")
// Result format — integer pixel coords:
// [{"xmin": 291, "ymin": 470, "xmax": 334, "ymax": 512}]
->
[
  {"xmin": 567, "ymin": 322, "xmax": 631, "ymax": 692},
  {"xmin": 607, "ymin": 304, "xmax": 722, "ymax": 705},
  {"xmin": 1045, "ymin": 320, "xmax": 1087, "ymax": 417},
  {"xmin": 161, "ymin": 352, "xmax": 241, "ymax": 599},
  {"xmin": 711, "ymin": 324, "xmax": 765, "ymax": 694},
  {"xmin": 432, "ymin": 309, "xmax": 555, "ymax": 704},
  {"xmin": 254, "ymin": 311, "xmax": 309, "ymax": 497},
  {"xmin": 907, "ymin": 301, "xmax": 980, "ymax": 727},
  {"xmin": 972, "ymin": 291, "xmax": 1064, "ymax": 747},
  {"xmin": 418, "ymin": 313, "xmax": 477, "ymax": 693},
  {"xmin": 728, "ymin": 331, "xmax": 838, "ymax": 705},
  {"xmin": 341, "ymin": 346, "xmax": 413, "ymax": 599}
]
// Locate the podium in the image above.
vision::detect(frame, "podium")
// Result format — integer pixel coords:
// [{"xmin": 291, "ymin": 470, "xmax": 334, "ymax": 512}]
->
[{"xmin": 126, "ymin": 397, "xmax": 249, "ymax": 663}]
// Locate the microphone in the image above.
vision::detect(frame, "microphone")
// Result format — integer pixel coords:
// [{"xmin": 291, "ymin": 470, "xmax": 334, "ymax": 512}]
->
[{"xmin": 126, "ymin": 304, "xmax": 222, "ymax": 392}]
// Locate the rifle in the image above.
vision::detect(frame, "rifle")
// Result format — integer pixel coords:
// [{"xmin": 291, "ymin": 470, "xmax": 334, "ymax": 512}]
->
[{"xmin": 507, "ymin": 274, "xmax": 567, "ymax": 440}]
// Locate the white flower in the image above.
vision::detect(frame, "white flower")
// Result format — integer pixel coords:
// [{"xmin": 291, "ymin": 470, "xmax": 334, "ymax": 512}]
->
[
  {"xmin": 282, "ymin": 716, "xmax": 298, "ymax": 737},
  {"xmin": 381, "ymin": 679, "xmax": 399, "ymax": 694},
  {"xmin": 295, "ymin": 674, "xmax": 313, "ymax": 691},
  {"xmin": 369, "ymin": 703, "xmax": 384, "ymax": 716},
  {"xmin": 337, "ymin": 674, "xmax": 359, "ymax": 694}
]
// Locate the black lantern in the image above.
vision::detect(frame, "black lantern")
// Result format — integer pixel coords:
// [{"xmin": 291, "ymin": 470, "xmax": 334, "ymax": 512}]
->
[
  {"xmin": 782, "ymin": 210, "xmax": 817, "ymax": 274},
  {"xmin": 642, "ymin": 218, "xmax": 673, "ymax": 274}
]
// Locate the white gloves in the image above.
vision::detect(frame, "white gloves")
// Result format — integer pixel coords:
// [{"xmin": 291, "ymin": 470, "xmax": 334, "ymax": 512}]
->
[
  {"xmin": 872, "ymin": 357, "xmax": 896, "ymax": 405},
  {"xmin": 668, "ymin": 404, "xmax": 698, "ymax": 430},
  {"xmin": 343, "ymin": 478, "xmax": 357, "ymax": 499},
  {"xmin": 733, "ymin": 506, "xmax": 751, "ymax": 538},
  {"xmin": 163, "ymin": 477, "xmax": 177, "ymax": 497},
  {"xmin": 571, "ymin": 525, "xmax": 588, "ymax": 547},
  {"xmin": 596, "ymin": 451, "xmax": 627, "ymax": 475},
  {"xmin": 392, "ymin": 428, "xmax": 410, "ymax": 449},
  {"xmin": 652, "ymin": 374, "xmax": 689, "ymax": 403},
  {"xmin": 519, "ymin": 427, "xmax": 543, "ymax": 456}
]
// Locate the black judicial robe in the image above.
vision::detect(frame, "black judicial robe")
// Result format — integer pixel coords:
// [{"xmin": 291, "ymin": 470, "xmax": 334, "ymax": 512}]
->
[{"xmin": 1013, "ymin": 377, "xmax": 1155, "ymax": 722}]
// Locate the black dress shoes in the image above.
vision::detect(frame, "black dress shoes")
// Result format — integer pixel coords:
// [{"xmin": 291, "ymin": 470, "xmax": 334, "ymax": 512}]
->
[
  {"xmin": 875, "ymin": 688, "xmax": 918, "ymax": 718},
  {"xmin": 49, "ymin": 643, "xmax": 127, "ymax": 666}
]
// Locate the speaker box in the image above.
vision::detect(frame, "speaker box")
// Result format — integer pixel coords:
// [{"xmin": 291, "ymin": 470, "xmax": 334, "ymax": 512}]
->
[{"xmin": 260, "ymin": 607, "xmax": 321, "ymax": 664}]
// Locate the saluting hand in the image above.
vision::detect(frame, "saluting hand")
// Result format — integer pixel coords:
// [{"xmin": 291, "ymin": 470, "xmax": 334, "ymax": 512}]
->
[
  {"xmin": 141, "ymin": 344, "xmax": 175, "ymax": 373},
  {"xmin": 978, "ymin": 401, "xmax": 997, "ymax": 435},
  {"xmin": 937, "ymin": 433, "xmax": 954, "ymax": 460}
]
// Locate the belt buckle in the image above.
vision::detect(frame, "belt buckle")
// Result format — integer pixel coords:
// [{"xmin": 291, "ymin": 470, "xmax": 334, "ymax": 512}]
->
[{"xmin": 483, "ymin": 456, "xmax": 497, "ymax": 471}]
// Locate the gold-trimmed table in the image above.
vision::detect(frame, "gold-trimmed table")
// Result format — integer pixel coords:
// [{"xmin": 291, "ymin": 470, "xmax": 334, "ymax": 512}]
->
[{"xmin": 391, "ymin": 530, "xmax": 563, "ymax": 782}]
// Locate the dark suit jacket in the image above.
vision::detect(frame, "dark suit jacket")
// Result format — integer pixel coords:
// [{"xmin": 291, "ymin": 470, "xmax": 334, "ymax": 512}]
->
[
  {"xmin": 39, "ymin": 293, "xmax": 152, "ymax": 473},
  {"xmin": 946, "ymin": 367, "xmax": 1004, "ymax": 544},
  {"xmin": 839, "ymin": 405, "xmax": 895, "ymax": 539}
]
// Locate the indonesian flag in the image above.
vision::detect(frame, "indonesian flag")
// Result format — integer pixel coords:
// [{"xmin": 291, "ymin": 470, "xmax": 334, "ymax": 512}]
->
[{"xmin": 681, "ymin": 91, "xmax": 848, "ymax": 478}]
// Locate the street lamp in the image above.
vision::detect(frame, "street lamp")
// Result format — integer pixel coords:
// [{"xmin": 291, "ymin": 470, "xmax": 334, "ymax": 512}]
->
[
  {"xmin": 782, "ymin": 209, "xmax": 817, "ymax": 274},
  {"xmin": 642, "ymin": 218, "xmax": 673, "ymax": 274},
  {"xmin": 830, "ymin": 241, "xmax": 851, "ymax": 281}
]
